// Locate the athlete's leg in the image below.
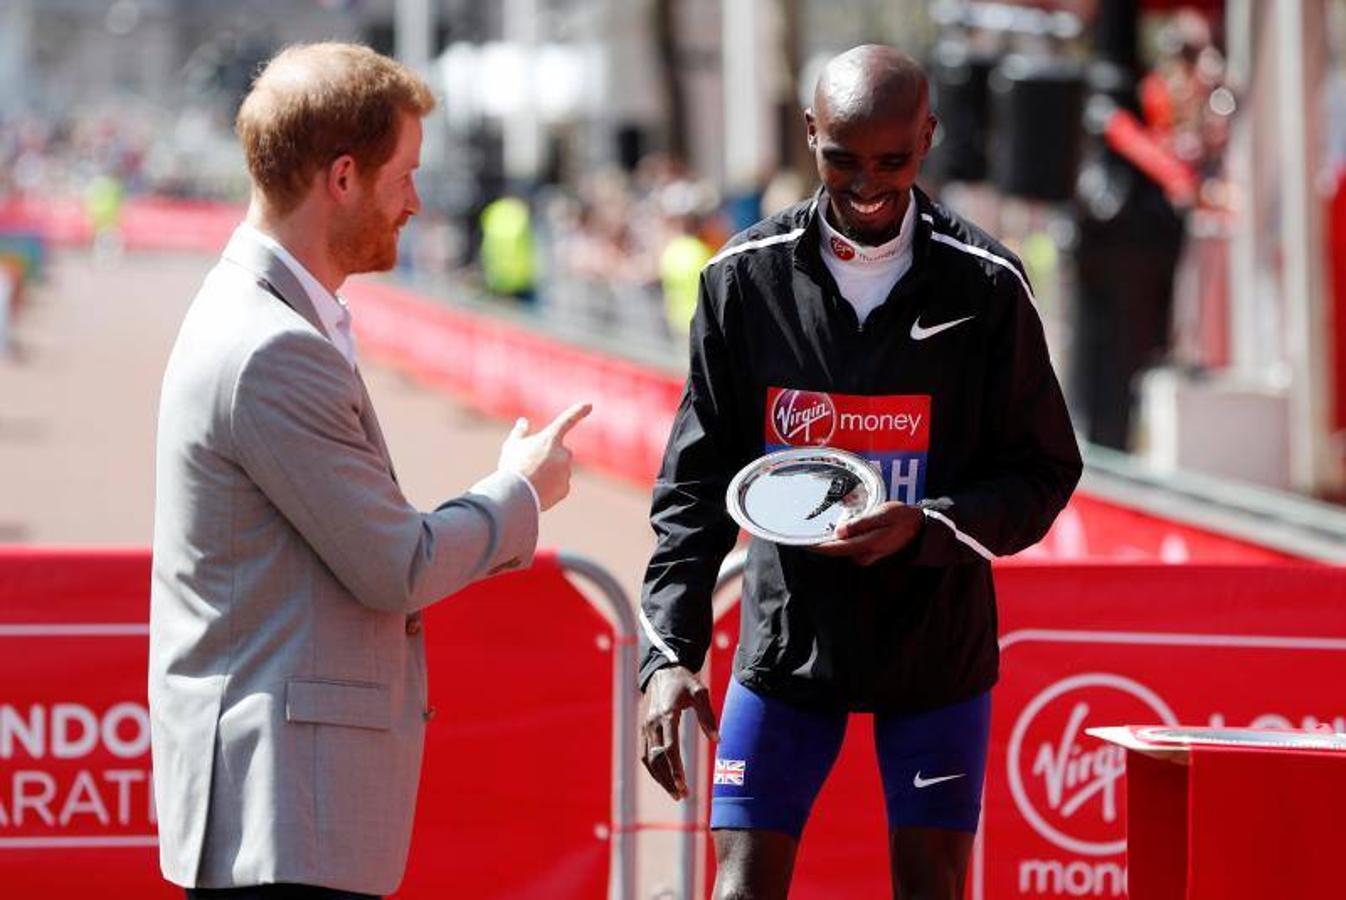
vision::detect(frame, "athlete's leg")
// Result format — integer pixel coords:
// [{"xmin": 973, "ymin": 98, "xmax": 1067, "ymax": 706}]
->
[
  {"xmin": 712, "ymin": 829, "xmax": 798, "ymax": 900},
  {"xmin": 874, "ymin": 691, "xmax": 992, "ymax": 900},
  {"xmin": 709, "ymin": 678, "xmax": 847, "ymax": 900},
  {"xmin": 887, "ymin": 827, "xmax": 974, "ymax": 900}
]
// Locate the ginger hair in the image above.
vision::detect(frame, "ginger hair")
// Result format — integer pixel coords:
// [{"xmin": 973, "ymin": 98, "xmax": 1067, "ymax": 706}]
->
[{"xmin": 236, "ymin": 42, "xmax": 435, "ymax": 214}]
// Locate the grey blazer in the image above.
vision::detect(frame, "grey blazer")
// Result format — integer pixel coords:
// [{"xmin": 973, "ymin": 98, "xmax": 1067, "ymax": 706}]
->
[{"xmin": 149, "ymin": 228, "xmax": 538, "ymax": 894}]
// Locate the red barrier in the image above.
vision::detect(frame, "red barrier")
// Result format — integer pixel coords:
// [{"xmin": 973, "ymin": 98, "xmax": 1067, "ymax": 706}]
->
[
  {"xmin": 404, "ymin": 553, "xmax": 615, "ymax": 898},
  {"xmin": 118, "ymin": 198, "xmax": 241, "ymax": 254},
  {"xmin": 345, "ymin": 278, "xmax": 684, "ymax": 486},
  {"xmin": 704, "ymin": 563, "xmax": 1346, "ymax": 899},
  {"xmin": 0, "ymin": 548, "xmax": 617, "ymax": 898},
  {"xmin": 0, "ymin": 197, "xmax": 93, "ymax": 246},
  {"xmin": 1016, "ymin": 494, "xmax": 1301, "ymax": 563},
  {"xmin": 0, "ymin": 196, "xmax": 242, "ymax": 254},
  {"xmin": 0, "ymin": 547, "xmax": 164, "ymax": 896}
]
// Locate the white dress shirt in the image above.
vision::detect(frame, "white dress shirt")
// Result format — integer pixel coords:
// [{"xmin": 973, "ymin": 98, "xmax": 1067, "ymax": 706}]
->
[{"xmin": 237, "ymin": 223, "xmax": 358, "ymax": 369}]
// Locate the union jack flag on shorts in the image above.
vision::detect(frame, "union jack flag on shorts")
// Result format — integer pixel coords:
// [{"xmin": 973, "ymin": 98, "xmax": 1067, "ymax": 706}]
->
[{"xmin": 714, "ymin": 758, "xmax": 746, "ymax": 786}]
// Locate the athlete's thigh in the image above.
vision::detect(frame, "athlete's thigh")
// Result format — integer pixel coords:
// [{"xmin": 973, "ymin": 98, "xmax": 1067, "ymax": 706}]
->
[
  {"xmin": 710, "ymin": 677, "xmax": 847, "ymax": 896},
  {"xmin": 873, "ymin": 691, "xmax": 992, "ymax": 898}
]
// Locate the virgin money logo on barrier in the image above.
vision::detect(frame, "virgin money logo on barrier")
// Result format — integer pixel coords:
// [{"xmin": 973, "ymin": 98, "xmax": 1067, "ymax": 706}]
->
[
  {"xmin": 770, "ymin": 389, "xmax": 836, "ymax": 446},
  {"xmin": 1006, "ymin": 673, "xmax": 1177, "ymax": 856},
  {"xmin": 829, "ymin": 236, "xmax": 856, "ymax": 261}
]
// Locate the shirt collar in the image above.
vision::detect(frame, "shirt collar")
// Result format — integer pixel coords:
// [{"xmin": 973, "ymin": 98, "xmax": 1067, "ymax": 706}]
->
[
  {"xmin": 235, "ymin": 223, "xmax": 356, "ymax": 369},
  {"xmin": 817, "ymin": 189, "xmax": 916, "ymax": 267}
]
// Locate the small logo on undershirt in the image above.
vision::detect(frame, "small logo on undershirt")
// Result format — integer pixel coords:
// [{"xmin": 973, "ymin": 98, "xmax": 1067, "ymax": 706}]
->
[{"xmin": 829, "ymin": 235, "xmax": 856, "ymax": 261}]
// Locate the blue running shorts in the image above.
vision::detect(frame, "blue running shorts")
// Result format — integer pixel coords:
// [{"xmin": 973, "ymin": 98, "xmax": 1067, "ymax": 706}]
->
[{"xmin": 710, "ymin": 677, "xmax": 991, "ymax": 839}]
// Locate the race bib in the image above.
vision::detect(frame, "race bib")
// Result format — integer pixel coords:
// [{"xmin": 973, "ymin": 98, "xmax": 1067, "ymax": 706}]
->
[{"xmin": 764, "ymin": 387, "xmax": 930, "ymax": 505}]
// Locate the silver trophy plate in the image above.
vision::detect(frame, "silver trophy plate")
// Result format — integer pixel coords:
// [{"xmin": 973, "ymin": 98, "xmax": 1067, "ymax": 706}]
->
[
  {"xmin": 1135, "ymin": 726, "xmax": 1346, "ymax": 752},
  {"xmin": 726, "ymin": 447, "xmax": 886, "ymax": 546}
]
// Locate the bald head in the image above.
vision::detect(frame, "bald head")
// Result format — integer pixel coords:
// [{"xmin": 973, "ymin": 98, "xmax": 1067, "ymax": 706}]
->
[
  {"xmin": 804, "ymin": 45, "xmax": 935, "ymax": 245},
  {"xmin": 813, "ymin": 45, "xmax": 929, "ymax": 126}
]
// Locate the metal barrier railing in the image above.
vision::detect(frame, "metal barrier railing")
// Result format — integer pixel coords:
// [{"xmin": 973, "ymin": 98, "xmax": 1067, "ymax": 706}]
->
[
  {"xmin": 556, "ymin": 551, "xmax": 639, "ymax": 900},
  {"xmin": 665, "ymin": 548, "xmax": 749, "ymax": 900}
]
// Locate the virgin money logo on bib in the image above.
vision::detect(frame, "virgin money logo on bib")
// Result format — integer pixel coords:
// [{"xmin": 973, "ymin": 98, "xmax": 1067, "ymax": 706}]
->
[
  {"xmin": 765, "ymin": 387, "xmax": 931, "ymax": 504},
  {"xmin": 769, "ymin": 389, "xmax": 836, "ymax": 446}
]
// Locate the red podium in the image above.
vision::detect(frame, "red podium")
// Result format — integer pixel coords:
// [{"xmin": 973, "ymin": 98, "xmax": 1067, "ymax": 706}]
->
[{"xmin": 1089, "ymin": 726, "xmax": 1346, "ymax": 899}]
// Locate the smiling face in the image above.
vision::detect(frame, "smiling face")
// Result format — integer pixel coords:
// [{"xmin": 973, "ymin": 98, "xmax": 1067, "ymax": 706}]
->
[
  {"xmin": 807, "ymin": 101, "xmax": 934, "ymax": 246},
  {"xmin": 330, "ymin": 111, "xmax": 423, "ymax": 275},
  {"xmin": 804, "ymin": 46, "xmax": 936, "ymax": 246}
]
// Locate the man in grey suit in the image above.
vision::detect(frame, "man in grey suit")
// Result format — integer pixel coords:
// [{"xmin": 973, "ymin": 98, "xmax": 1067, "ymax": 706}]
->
[{"xmin": 149, "ymin": 43, "xmax": 589, "ymax": 900}]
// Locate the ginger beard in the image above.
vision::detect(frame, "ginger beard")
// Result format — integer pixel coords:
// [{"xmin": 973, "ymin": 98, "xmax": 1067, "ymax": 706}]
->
[
  {"xmin": 328, "ymin": 113, "xmax": 422, "ymax": 276},
  {"xmin": 330, "ymin": 189, "xmax": 405, "ymax": 275}
]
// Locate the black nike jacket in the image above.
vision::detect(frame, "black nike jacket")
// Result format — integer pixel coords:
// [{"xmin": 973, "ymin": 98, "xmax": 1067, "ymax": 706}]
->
[{"xmin": 638, "ymin": 187, "xmax": 1081, "ymax": 712}]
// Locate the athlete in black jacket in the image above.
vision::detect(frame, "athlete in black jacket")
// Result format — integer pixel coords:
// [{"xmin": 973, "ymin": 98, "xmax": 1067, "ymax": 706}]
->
[{"xmin": 638, "ymin": 46, "xmax": 1081, "ymax": 899}]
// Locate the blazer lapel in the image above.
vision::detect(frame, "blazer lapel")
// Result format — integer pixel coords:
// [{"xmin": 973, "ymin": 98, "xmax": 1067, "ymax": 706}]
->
[
  {"xmin": 222, "ymin": 226, "xmax": 398, "ymax": 481},
  {"xmin": 221, "ymin": 227, "xmax": 326, "ymax": 337}
]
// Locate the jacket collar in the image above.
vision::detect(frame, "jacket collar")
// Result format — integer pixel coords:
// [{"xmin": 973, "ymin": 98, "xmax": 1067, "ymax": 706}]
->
[
  {"xmin": 793, "ymin": 185, "xmax": 936, "ymax": 278},
  {"xmin": 221, "ymin": 224, "xmax": 325, "ymax": 335},
  {"xmin": 221, "ymin": 223, "xmax": 398, "ymax": 479}
]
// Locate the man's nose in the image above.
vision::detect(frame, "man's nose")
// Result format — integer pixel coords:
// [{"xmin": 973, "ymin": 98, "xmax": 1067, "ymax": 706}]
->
[{"xmin": 407, "ymin": 181, "xmax": 422, "ymax": 216}]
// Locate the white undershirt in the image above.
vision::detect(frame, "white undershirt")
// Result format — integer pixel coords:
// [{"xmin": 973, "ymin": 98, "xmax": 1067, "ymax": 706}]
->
[{"xmin": 818, "ymin": 191, "xmax": 916, "ymax": 326}]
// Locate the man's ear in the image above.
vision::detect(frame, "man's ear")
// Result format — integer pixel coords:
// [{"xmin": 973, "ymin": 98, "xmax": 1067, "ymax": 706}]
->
[
  {"xmin": 804, "ymin": 108, "xmax": 817, "ymax": 149},
  {"xmin": 921, "ymin": 114, "xmax": 938, "ymax": 156},
  {"xmin": 327, "ymin": 154, "xmax": 358, "ymax": 201}
]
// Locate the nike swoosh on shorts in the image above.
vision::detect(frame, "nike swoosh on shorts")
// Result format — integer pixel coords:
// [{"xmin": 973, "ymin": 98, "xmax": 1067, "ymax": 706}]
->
[
  {"xmin": 910, "ymin": 315, "xmax": 976, "ymax": 341},
  {"xmin": 913, "ymin": 771, "xmax": 966, "ymax": 788}
]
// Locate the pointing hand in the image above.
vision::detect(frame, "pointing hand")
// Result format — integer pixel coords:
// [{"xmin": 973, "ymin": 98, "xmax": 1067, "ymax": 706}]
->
[{"xmin": 498, "ymin": 403, "xmax": 592, "ymax": 511}]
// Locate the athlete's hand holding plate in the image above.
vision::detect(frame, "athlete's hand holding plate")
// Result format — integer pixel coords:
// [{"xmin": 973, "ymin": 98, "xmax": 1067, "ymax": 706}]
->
[{"xmin": 726, "ymin": 447, "xmax": 886, "ymax": 545}]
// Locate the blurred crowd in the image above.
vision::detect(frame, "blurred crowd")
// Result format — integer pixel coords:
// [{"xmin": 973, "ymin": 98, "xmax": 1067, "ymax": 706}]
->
[
  {"xmin": 1, "ymin": 112, "xmax": 148, "ymax": 200},
  {"xmin": 472, "ymin": 155, "xmax": 753, "ymax": 351},
  {"xmin": 541, "ymin": 156, "xmax": 735, "ymax": 344},
  {"xmin": 1137, "ymin": 11, "xmax": 1233, "ymax": 208},
  {"xmin": 0, "ymin": 7, "xmax": 1267, "ymax": 453},
  {"xmin": 460, "ymin": 8, "xmax": 1243, "ymax": 453}
]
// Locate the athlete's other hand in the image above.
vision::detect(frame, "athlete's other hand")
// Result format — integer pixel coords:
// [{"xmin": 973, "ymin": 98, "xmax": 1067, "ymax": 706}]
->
[
  {"xmin": 641, "ymin": 665, "xmax": 719, "ymax": 800},
  {"xmin": 812, "ymin": 502, "xmax": 924, "ymax": 566}
]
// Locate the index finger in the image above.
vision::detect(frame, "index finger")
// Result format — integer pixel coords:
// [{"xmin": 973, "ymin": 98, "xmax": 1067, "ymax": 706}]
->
[
  {"xmin": 543, "ymin": 402, "xmax": 593, "ymax": 441},
  {"xmin": 690, "ymin": 685, "xmax": 719, "ymax": 742}
]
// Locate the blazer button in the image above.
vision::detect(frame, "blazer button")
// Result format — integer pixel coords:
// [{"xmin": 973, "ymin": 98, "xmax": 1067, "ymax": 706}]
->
[
  {"xmin": 405, "ymin": 615, "xmax": 422, "ymax": 636},
  {"xmin": 423, "ymin": 706, "xmax": 438, "ymax": 722}
]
